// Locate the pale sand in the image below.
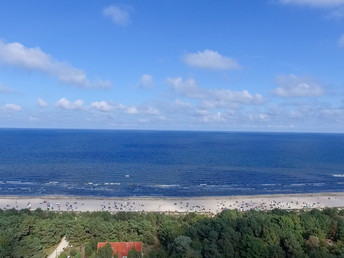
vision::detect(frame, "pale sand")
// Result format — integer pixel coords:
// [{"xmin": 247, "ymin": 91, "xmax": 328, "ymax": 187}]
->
[{"xmin": 1, "ymin": 193, "xmax": 344, "ymax": 214}]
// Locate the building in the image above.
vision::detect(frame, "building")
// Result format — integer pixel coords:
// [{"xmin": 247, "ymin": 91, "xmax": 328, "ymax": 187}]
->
[{"xmin": 97, "ymin": 242, "xmax": 142, "ymax": 258}]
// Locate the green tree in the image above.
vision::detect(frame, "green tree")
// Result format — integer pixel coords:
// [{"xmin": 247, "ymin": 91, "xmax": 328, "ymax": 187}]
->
[
  {"xmin": 85, "ymin": 242, "xmax": 93, "ymax": 257},
  {"xmin": 172, "ymin": 235, "xmax": 192, "ymax": 254},
  {"xmin": 97, "ymin": 243, "xmax": 113, "ymax": 258},
  {"xmin": 70, "ymin": 247, "xmax": 78, "ymax": 256},
  {"xmin": 128, "ymin": 247, "xmax": 142, "ymax": 258}
]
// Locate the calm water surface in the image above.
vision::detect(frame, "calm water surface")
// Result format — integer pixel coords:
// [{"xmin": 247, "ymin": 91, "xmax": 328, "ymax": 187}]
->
[{"xmin": 0, "ymin": 129, "xmax": 343, "ymax": 197}]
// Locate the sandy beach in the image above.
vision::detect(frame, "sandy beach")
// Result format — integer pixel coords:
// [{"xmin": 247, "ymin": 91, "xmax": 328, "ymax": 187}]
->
[{"xmin": 1, "ymin": 192, "xmax": 344, "ymax": 214}]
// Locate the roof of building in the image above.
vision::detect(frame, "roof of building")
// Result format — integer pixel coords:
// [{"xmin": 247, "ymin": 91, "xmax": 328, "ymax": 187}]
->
[{"xmin": 97, "ymin": 242, "xmax": 142, "ymax": 257}]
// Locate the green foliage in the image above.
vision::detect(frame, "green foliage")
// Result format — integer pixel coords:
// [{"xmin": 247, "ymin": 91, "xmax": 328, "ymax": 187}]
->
[
  {"xmin": 70, "ymin": 247, "xmax": 78, "ymax": 256},
  {"xmin": 172, "ymin": 235, "xmax": 192, "ymax": 254},
  {"xmin": 128, "ymin": 247, "xmax": 142, "ymax": 258},
  {"xmin": 97, "ymin": 243, "xmax": 113, "ymax": 258},
  {"xmin": 2, "ymin": 207, "xmax": 344, "ymax": 257},
  {"xmin": 58, "ymin": 252, "xmax": 68, "ymax": 258},
  {"xmin": 85, "ymin": 242, "xmax": 93, "ymax": 256}
]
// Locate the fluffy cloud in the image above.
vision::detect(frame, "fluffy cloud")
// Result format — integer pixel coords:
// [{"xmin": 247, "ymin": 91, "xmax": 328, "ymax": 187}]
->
[
  {"xmin": 338, "ymin": 35, "xmax": 344, "ymax": 47},
  {"xmin": 0, "ymin": 82, "xmax": 14, "ymax": 93},
  {"xmin": 138, "ymin": 74, "xmax": 154, "ymax": 89},
  {"xmin": 279, "ymin": 0, "xmax": 344, "ymax": 7},
  {"xmin": 91, "ymin": 101, "xmax": 115, "ymax": 112},
  {"xmin": 166, "ymin": 77, "xmax": 265, "ymax": 107},
  {"xmin": 4, "ymin": 103, "xmax": 22, "ymax": 111},
  {"xmin": 183, "ymin": 50, "xmax": 240, "ymax": 70},
  {"xmin": 91, "ymin": 100, "xmax": 160, "ymax": 116},
  {"xmin": 37, "ymin": 98, "xmax": 48, "ymax": 107},
  {"xmin": 204, "ymin": 89, "xmax": 266, "ymax": 108},
  {"xmin": 121, "ymin": 105, "xmax": 160, "ymax": 115},
  {"xmin": 272, "ymin": 74, "xmax": 324, "ymax": 97},
  {"xmin": 173, "ymin": 99, "xmax": 193, "ymax": 110},
  {"xmin": 0, "ymin": 41, "xmax": 111, "ymax": 88},
  {"xmin": 56, "ymin": 98, "xmax": 84, "ymax": 110},
  {"xmin": 103, "ymin": 5, "xmax": 132, "ymax": 26},
  {"xmin": 165, "ymin": 77, "xmax": 203, "ymax": 98}
]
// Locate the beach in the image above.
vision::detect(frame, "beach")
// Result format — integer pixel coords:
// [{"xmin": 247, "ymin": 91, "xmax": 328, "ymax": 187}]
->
[{"xmin": 1, "ymin": 192, "xmax": 344, "ymax": 214}]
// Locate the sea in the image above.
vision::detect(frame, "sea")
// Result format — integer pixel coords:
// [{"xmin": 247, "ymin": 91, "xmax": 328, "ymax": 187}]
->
[{"xmin": 0, "ymin": 128, "xmax": 344, "ymax": 197}]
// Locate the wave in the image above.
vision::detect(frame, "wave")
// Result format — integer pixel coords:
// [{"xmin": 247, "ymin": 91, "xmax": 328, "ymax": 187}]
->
[{"xmin": 153, "ymin": 184, "xmax": 180, "ymax": 188}]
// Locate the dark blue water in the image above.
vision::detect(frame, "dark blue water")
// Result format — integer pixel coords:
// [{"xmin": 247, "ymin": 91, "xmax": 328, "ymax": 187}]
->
[{"xmin": 0, "ymin": 129, "xmax": 344, "ymax": 197}]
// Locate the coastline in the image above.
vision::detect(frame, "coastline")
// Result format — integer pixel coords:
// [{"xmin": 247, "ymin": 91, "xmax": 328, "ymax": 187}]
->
[{"xmin": 1, "ymin": 192, "xmax": 344, "ymax": 214}]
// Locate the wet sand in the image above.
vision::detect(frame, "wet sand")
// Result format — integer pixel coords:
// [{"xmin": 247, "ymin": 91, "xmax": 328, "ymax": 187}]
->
[{"xmin": 1, "ymin": 192, "xmax": 344, "ymax": 214}]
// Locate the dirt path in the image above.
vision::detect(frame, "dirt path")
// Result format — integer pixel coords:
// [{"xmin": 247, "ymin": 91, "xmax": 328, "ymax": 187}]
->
[{"xmin": 47, "ymin": 237, "xmax": 69, "ymax": 258}]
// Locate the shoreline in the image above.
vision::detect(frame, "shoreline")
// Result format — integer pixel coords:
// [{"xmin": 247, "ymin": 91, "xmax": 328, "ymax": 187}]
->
[
  {"xmin": 1, "ymin": 191, "xmax": 344, "ymax": 200},
  {"xmin": 1, "ymin": 192, "xmax": 344, "ymax": 213}
]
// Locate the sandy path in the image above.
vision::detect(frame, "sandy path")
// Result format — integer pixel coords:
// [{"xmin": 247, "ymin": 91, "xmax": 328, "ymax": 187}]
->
[{"xmin": 47, "ymin": 237, "xmax": 68, "ymax": 258}]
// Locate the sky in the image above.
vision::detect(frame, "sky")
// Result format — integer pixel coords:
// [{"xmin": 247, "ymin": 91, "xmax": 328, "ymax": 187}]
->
[{"xmin": 0, "ymin": 0, "xmax": 344, "ymax": 132}]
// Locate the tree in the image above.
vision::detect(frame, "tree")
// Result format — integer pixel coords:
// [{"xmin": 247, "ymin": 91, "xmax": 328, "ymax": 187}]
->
[
  {"xmin": 85, "ymin": 242, "xmax": 93, "ymax": 257},
  {"xmin": 128, "ymin": 247, "xmax": 142, "ymax": 258},
  {"xmin": 97, "ymin": 243, "xmax": 113, "ymax": 258},
  {"xmin": 70, "ymin": 247, "xmax": 78, "ymax": 256},
  {"xmin": 172, "ymin": 235, "xmax": 192, "ymax": 254}
]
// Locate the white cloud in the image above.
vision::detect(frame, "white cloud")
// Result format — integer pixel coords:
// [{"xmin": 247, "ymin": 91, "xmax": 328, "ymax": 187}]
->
[
  {"xmin": 124, "ymin": 106, "xmax": 138, "ymax": 114},
  {"xmin": 37, "ymin": 98, "xmax": 48, "ymax": 107},
  {"xmin": 249, "ymin": 113, "xmax": 270, "ymax": 122},
  {"xmin": 91, "ymin": 101, "xmax": 115, "ymax": 112},
  {"xmin": 166, "ymin": 77, "xmax": 265, "ymax": 107},
  {"xmin": 4, "ymin": 103, "xmax": 22, "ymax": 111},
  {"xmin": 328, "ymin": 6, "xmax": 344, "ymax": 19},
  {"xmin": 0, "ymin": 41, "xmax": 111, "ymax": 88},
  {"xmin": 56, "ymin": 98, "xmax": 84, "ymax": 110},
  {"xmin": 173, "ymin": 99, "xmax": 193, "ymax": 110},
  {"xmin": 0, "ymin": 82, "xmax": 14, "ymax": 93},
  {"xmin": 141, "ymin": 106, "xmax": 160, "ymax": 115},
  {"xmin": 166, "ymin": 77, "xmax": 203, "ymax": 98},
  {"xmin": 123, "ymin": 105, "xmax": 160, "ymax": 115},
  {"xmin": 279, "ymin": 0, "xmax": 344, "ymax": 7},
  {"xmin": 90, "ymin": 100, "xmax": 160, "ymax": 116},
  {"xmin": 272, "ymin": 74, "xmax": 324, "ymax": 97},
  {"xmin": 103, "ymin": 5, "xmax": 132, "ymax": 26},
  {"xmin": 138, "ymin": 74, "xmax": 154, "ymax": 89},
  {"xmin": 183, "ymin": 50, "xmax": 241, "ymax": 70},
  {"xmin": 202, "ymin": 112, "xmax": 226, "ymax": 123},
  {"xmin": 338, "ymin": 35, "xmax": 344, "ymax": 47},
  {"xmin": 204, "ymin": 89, "xmax": 265, "ymax": 108},
  {"xmin": 29, "ymin": 116, "xmax": 38, "ymax": 121}
]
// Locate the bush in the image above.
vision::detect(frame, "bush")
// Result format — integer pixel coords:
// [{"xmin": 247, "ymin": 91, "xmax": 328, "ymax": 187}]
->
[
  {"xmin": 70, "ymin": 248, "xmax": 77, "ymax": 256},
  {"xmin": 58, "ymin": 252, "xmax": 67, "ymax": 258}
]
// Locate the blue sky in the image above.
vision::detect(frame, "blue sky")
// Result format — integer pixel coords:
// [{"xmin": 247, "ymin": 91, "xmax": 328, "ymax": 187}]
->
[{"xmin": 0, "ymin": 0, "xmax": 344, "ymax": 132}]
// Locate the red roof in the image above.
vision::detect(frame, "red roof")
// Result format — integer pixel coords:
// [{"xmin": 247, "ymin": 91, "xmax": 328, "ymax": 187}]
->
[{"xmin": 97, "ymin": 242, "xmax": 142, "ymax": 258}]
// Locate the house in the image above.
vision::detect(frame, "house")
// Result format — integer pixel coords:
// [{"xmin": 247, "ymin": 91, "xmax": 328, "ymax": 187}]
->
[{"xmin": 97, "ymin": 242, "xmax": 142, "ymax": 258}]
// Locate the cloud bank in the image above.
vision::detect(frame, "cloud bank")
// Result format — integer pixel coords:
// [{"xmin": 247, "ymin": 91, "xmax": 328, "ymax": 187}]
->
[
  {"xmin": 272, "ymin": 74, "xmax": 324, "ymax": 97},
  {"xmin": 166, "ymin": 77, "xmax": 265, "ymax": 107}
]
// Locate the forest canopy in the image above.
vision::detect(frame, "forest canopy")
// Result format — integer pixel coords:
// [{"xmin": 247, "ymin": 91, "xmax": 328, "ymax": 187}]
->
[{"xmin": 1, "ymin": 208, "xmax": 344, "ymax": 257}]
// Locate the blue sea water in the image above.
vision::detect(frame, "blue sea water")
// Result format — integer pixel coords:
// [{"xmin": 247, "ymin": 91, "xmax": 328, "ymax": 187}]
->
[{"xmin": 0, "ymin": 129, "xmax": 344, "ymax": 197}]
